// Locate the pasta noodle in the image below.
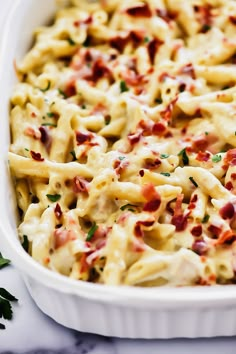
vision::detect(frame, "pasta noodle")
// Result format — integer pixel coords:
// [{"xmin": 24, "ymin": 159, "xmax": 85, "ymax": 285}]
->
[{"xmin": 8, "ymin": 0, "xmax": 236, "ymax": 286}]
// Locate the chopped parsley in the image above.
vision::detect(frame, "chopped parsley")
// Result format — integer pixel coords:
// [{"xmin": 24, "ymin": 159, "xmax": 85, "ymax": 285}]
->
[
  {"xmin": 86, "ymin": 222, "xmax": 98, "ymax": 241},
  {"xmin": 212, "ymin": 154, "xmax": 222, "ymax": 163},
  {"xmin": 24, "ymin": 148, "xmax": 29, "ymax": 152},
  {"xmin": 38, "ymin": 81, "xmax": 51, "ymax": 92},
  {"xmin": 46, "ymin": 194, "xmax": 61, "ymax": 202},
  {"xmin": 105, "ymin": 115, "xmax": 111, "ymax": 125},
  {"xmin": 189, "ymin": 176, "xmax": 198, "ymax": 188},
  {"xmin": 67, "ymin": 37, "xmax": 76, "ymax": 46},
  {"xmin": 178, "ymin": 148, "xmax": 189, "ymax": 165},
  {"xmin": 0, "ymin": 253, "xmax": 10, "ymax": 270},
  {"xmin": 120, "ymin": 80, "xmax": 129, "ymax": 93},
  {"xmin": 46, "ymin": 112, "xmax": 55, "ymax": 118},
  {"xmin": 205, "ymin": 131, "xmax": 209, "ymax": 136},
  {"xmin": 81, "ymin": 104, "xmax": 86, "ymax": 109},
  {"xmin": 118, "ymin": 156, "xmax": 125, "ymax": 161},
  {"xmin": 160, "ymin": 172, "xmax": 171, "ymax": 177},
  {"xmin": 70, "ymin": 150, "xmax": 77, "ymax": 161},
  {"xmin": 120, "ymin": 203, "xmax": 136, "ymax": 211},
  {"xmin": 22, "ymin": 235, "xmax": 29, "ymax": 253},
  {"xmin": 202, "ymin": 214, "xmax": 210, "ymax": 223},
  {"xmin": 58, "ymin": 88, "xmax": 68, "ymax": 98},
  {"xmin": 160, "ymin": 154, "xmax": 169, "ymax": 159},
  {"xmin": 201, "ymin": 24, "xmax": 211, "ymax": 32},
  {"xmin": 144, "ymin": 36, "xmax": 150, "ymax": 43},
  {"xmin": 41, "ymin": 123, "xmax": 57, "ymax": 127},
  {"xmin": 155, "ymin": 98, "xmax": 163, "ymax": 104}
]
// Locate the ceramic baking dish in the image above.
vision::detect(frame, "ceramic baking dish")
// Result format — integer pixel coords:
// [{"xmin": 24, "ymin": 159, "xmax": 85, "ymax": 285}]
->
[{"xmin": 2, "ymin": 0, "xmax": 236, "ymax": 339}]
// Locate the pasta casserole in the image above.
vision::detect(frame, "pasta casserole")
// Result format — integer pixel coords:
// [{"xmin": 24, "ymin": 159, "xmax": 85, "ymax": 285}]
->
[{"xmin": 8, "ymin": 0, "xmax": 236, "ymax": 287}]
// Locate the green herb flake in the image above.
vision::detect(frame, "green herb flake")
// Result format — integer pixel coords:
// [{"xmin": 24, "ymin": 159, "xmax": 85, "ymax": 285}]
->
[
  {"xmin": 105, "ymin": 115, "xmax": 111, "ymax": 125},
  {"xmin": 160, "ymin": 154, "xmax": 169, "ymax": 159},
  {"xmin": 25, "ymin": 148, "xmax": 29, "ymax": 152},
  {"xmin": 160, "ymin": 172, "xmax": 171, "ymax": 177},
  {"xmin": 86, "ymin": 222, "xmax": 98, "ymax": 241},
  {"xmin": 144, "ymin": 36, "xmax": 150, "ymax": 43},
  {"xmin": 38, "ymin": 81, "xmax": 51, "ymax": 92},
  {"xmin": 70, "ymin": 150, "xmax": 76, "ymax": 161},
  {"xmin": 118, "ymin": 156, "xmax": 125, "ymax": 161},
  {"xmin": 178, "ymin": 148, "xmax": 189, "ymax": 165},
  {"xmin": 22, "ymin": 235, "xmax": 29, "ymax": 253},
  {"xmin": 46, "ymin": 194, "xmax": 61, "ymax": 202},
  {"xmin": 235, "ymin": 131, "xmax": 236, "ymax": 136},
  {"xmin": 202, "ymin": 214, "xmax": 210, "ymax": 223},
  {"xmin": 58, "ymin": 89, "xmax": 68, "ymax": 98},
  {"xmin": 81, "ymin": 104, "xmax": 86, "ymax": 109},
  {"xmin": 41, "ymin": 123, "xmax": 57, "ymax": 127},
  {"xmin": 46, "ymin": 112, "xmax": 55, "ymax": 118},
  {"xmin": 202, "ymin": 24, "xmax": 211, "ymax": 32},
  {"xmin": 67, "ymin": 37, "xmax": 76, "ymax": 46},
  {"xmin": 205, "ymin": 131, "xmax": 209, "ymax": 136},
  {"xmin": 120, "ymin": 203, "xmax": 137, "ymax": 211},
  {"xmin": 120, "ymin": 80, "xmax": 129, "ymax": 93},
  {"xmin": 212, "ymin": 154, "xmax": 222, "ymax": 163},
  {"xmin": 189, "ymin": 176, "xmax": 198, "ymax": 188},
  {"xmin": 155, "ymin": 98, "xmax": 163, "ymax": 104},
  {"xmin": 0, "ymin": 253, "xmax": 10, "ymax": 270}
]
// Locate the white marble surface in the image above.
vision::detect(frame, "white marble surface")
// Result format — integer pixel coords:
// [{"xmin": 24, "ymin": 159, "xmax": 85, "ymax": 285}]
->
[{"xmin": 2, "ymin": 1, "xmax": 236, "ymax": 353}]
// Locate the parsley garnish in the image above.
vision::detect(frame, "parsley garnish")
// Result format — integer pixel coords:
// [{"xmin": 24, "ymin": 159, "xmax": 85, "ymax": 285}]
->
[
  {"xmin": 46, "ymin": 112, "xmax": 55, "ymax": 118},
  {"xmin": 67, "ymin": 37, "xmax": 76, "ymax": 46},
  {"xmin": 25, "ymin": 148, "xmax": 29, "ymax": 152},
  {"xmin": 0, "ymin": 253, "xmax": 10, "ymax": 270},
  {"xmin": 120, "ymin": 80, "xmax": 129, "ymax": 93},
  {"xmin": 86, "ymin": 223, "xmax": 98, "ymax": 241},
  {"xmin": 160, "ymin": 154, "xmax": 169, "ymax": 159},
  {"xmin": 202, "ymin": 24, "xmax": 211, "ymax": 32},
  {"xmin": 212, "ymin": 154, "xmax": 221, "ymax": 163},
  {"xmin": 58, "ymin": 89, "xmax": 68, "ymax": 98},
  {"xmin": 189, "ymin": 176, "xmax": 198, "ymax": 188},
  {"xmin": 81, "ymin": 104, "xmax": 86, "ymax": 109},
  {"xmin": 70, "ymin": 150, "xmax": 76, "ymax": 161},
  {"xmin": 38, "ymin": 81, "xmax": 51, "ymax": 92},
  {"xmin": 105, "ymin": 115, "xmax": 111, "ymax": 125},
  {"xmin": 178, "ymin": 148, "xmax": 189, "ymax": 165},
  {"xmin": 41, "ymin": 123, "xmax": 57, "ymax": 127},
  {"xmin": 205, "ymin": 132, "xmax": 209, "ymax": 135},
  {"xmin": 155, "ymin": 98, "xmax": 163, "ymax": 104},
  {"xmin": 120, "ymin": 203, "xmax": 136, "ymax": 211},
  {"xmin": 144, "ymin": 36, "xmax": 150, "ymax": 43},
  {"xmin": 160, "ymin": 172, "xmax": 171, "ymax": 176},
  {"xmin": 22, "ymin": 235, "xmax": 29, "ymax": 253},
  {"xmin": 46, "ymin": 194, "xmax": 61, "ymax": 202},
  {"xmin": 202, "ymin": 214, "xmax": 210, "ymax": 223},
  {"xmin": 118, "ymin": 156, "xmax": 125, "ymax": 161}
]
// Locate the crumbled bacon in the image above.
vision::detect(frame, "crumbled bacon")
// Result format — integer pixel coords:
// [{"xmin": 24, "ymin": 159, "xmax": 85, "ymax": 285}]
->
[
  {"xmin": 223, "ymin": 149, "xmax": 236, "ymax": 169},
  {"xmin": 225, "ymin": 181, "xmax": 233, "ymax": 191},
  {"xmin": 196, "ymin": 151, "xmax": 210, "ymax": 162},
  {"xmin": 152, "ymin": 122, "xmax": 166, "ymax": 135},
  {"xmin": 24, "ymin": 127, "xmax": 41, "ymax": 140},
  {"xmin": 143, "ymin": 199, "xmax": 161, "ymax": 212},
  {"xmin": 143, "ymin": 158, "xmax": 161, "ymax": 170},
  {"xmin": 76, "ymin": 131, "xmax": 92, "ymax": 145},
  {"xmin": 126, "ymin": 3, "xmax": 152, "ymax": 17},
  {"xmin": 194, "ymin": 4, "xmax": 213, "ymax": 32},
  {"xmin": 192, "ymin": 239, "xmax": 208, "ymax": 255},
  {"xmin": 231, "ymin": 173, "xmax": 236, "ymax": 180},
  {"xmin": 113, "ymin": 159, "xmax": 129, "ymax": 175},
  {"xmin": 138, "ymin": 119, "xmax": 154, "ymax": 135},
  {"xmin": 188, "ymin": 194, "xmax": 198, "ymax": 210},
  {"xmin": 179, "ymin": 63, "xmax": 196, "ymax": 79},
  {"xmin": 30, "ymin": 150, "xmax": 44, "ymax": 161},
  {"xmin": 207, "ymin": 224, "xmax": 222, "ymax": 237},
  {"xmin": 156, "ymin": 8, "xmax": 177, "ymax": 23},
  {"xmin": 90, "ymin": 58, "xmax": 113, "ymax": 82},
  {"xmin": 39, "ymin": 126, "xmax": 52, "ymax": 152},
  {"xmin": 219, "ymin": 202, "xmax": 235, "ymax": 220},
  {"xmin": 134, "ymin": 219, "xmax": 155, "ymax": 237},
  {"xmin": 171, "ymin": 194, "xmax": 189, "ymax": 231},
  {"xmin": 142, "ymin": 183, "xmax": 161, "ymax": 212},
  {"xmin": 64, "ymin": 77, "xmax": 77, "ymax": 97},
  {"xmin": 191, "ymin": 134, "xmax": 218, "ymax": 153},
  {"xmin": 54, "ymin": 203, "xmax": 62, "ymax": 220},
  {"xmin": 229, "ymin": 16, "xmax": 236, "ymax": 25},
  {"xmin": 110, "ymin": 30, "xmax": 145, "ymax": 52},
  {"xmin": 139, "ymin": 169, "xmax": 145, "ymax": 177},
  {"xmin": 216, "ymin": 230, "xmax": 236, "ymax": 245},
  {"xmin": 160, "ymin": 97, "xmax": 178, "ymax": 121},
  {"xmin": 191, "ymin": 225, "xmax": 202, "ymax": 237},
  {"xmin": 73, "ymin": 176, "xmax": 89, "ymax": 193},
  {"xmin": 53, "ymin": 229, "xmax": 76, "ymax": 249},
  {"xmin": 128, "ymin": 131, "xmax": 142, "ymax": 146},
  {"xmin": 147, "ymin": 38, "xmax": 163, "ymax": 64},
  {"xmin": 73, "ymin": 16, "xmax": 92, "ymax": 27}
]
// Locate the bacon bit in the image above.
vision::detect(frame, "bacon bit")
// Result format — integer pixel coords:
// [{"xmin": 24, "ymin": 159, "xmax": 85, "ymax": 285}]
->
[
  {"xmin": 147, "ymin": 38, "xmax": 164, "ymax": 64},
  {"xmin": 181, "ymin": 126, "xmax": 187, "ymax": 135},
  {"xmin": 90, "ymin": 58, "xmax": 113, "ymax": 82},
  {"xmin": 110, "ymin": 30, "xmax": 144, "ymax": 52},
  {"xmin": 113, "ymin": 159, "xmax": 129, "ymax": 175},
  {"xmin": 196, "ymin": 151, "xmax": 210, "ymax": 162},
  {"xmin": 216, "ymin": 229, "xmax": 236, "ymax": 245},
  {"xmin": 44, "ymin": 257, "xmax": 50, "ymax": 264},
  {"xmin": 191, "ymin": 225, "xmax": 202, "ymax": 237},
  {"xmin": 134, "ymin": 219, "xmax": 155, "ymax": 237},
  {"xmin": 139, "ymin": 169, "xmax": 145, "ymax": 177},
  {"xmin": 76, "ymin": 131, "xmax": 91, "ymax": 145},
  {"xmin": 31, "ymin": 112, "xmax": 37, "ymax": 118},
  {"xmin": 126, "ymin": 3, "xmax": 152, "ymax": 17},
  {"xmin": 142, "ymin": 183, "xmax": 159, "ymax": 201},
  {"xmin": 128, "ymin": 131, "xmax": 142, "ymax": 146},
  {"xmin": 143, "ymin": 199, "xmax": 161, "ymax": 212},
  {"xmin": 229, "ymin": 16, "xmax": 236, "ymax": 25},
  {"xmin": 121, "ymin": 70, "xmax": 147, "ymax": 87},
  {"xmin": 143, "ymin": 158, "xmax": 161, "ymax": 170},
  {"xmin": 207, "ymin": 224, "xmax": 222, "ymax": 237},
  {"xmin": 208, "ymin": 274, "xmax": 216, "ymax": 282},
  {"xmin": 223, "ymin": 149, "xmax": 236, "ymax": 169},
  {"xmin": 158, "ymin": 72, "xmax": 174, "ymax": 82},
  {"xmin": 219, "ymin": 202, "xmax": 235, "ymax": 220},
  {"xmin": 171, "ymin": 194, "xmax": 189, "ymax": 231},
  {"xmin": 156, "ymin": 8, "xmax": 177, "ymax": 23},
  {"xmin": 80, "ymin": 253, "xmax": 89, "ymax": 273},
  {"xmin": 192, "ymin": 239, "xmax": 208, "ymax": 255},
  {"xmin": 160, "ymin": 97, "xmax": 178, "ymax": 121},
  {"xmin": 195, "ymin": 4, "xmax": 213, "ymax": 32},
  {"xmin": 138, "ymin": 119, "xmax": 154, "ymax": 135},
  {"xmin": 191, "ymin": 194, "xmax": 198, "ymax": 203},
  {"xmin": 64, "ymin": 77, "xmax": 76, "ymax": 97},
  {"xmin": 73, "ymin": 16, "xmax": 92, "ymax": 27},
  {"xmin": 231, "ymin": 173, "xmax": 236, "ymax": 180},
  {"xmin": 54, "ymin": 229, "xmax": 76, "ymax": 249},
  {"xmin": 152, "ymin": 122, "xmax": 166, "ymax": 135},
  {"xmin": 73, "ymin": 176, "xmax": 89, "ymax": 193},
  {"xmin": 54, "ymin": 203, "xmax": 62, "ymax": 220},
  {"xmin": 179, "ymin": 63, "xmax": 196, "ymax": 79},
  {"xmin": 30, "ymin": 150, "xmax": 44, "ymax": 161},
  {"xmin": 24, "ymin": 127, "xmax": 41, "ymax": 140},
  {"xmin": 39, "ymin": 126, "xmax": 52, "ymax": 152},
  {"xmin": 225, "ymin": 181, "xmax": 233, "ymax": 191},
  {"xmin": 188, "ymin": 194, "xmax": 198, "ymax": 210},
  {"xmin": 132, "ymin": 238, "xmax": 146, "ymax": 252}
]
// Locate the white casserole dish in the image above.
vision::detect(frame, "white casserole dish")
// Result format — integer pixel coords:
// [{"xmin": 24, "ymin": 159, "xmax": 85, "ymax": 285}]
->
[{"xmin": 2, "ymin": 0, "xmax": 236, "ymax": 339}]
